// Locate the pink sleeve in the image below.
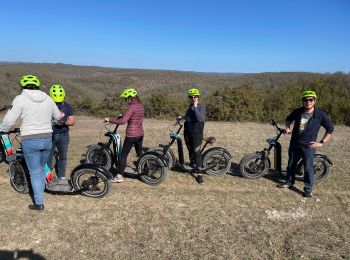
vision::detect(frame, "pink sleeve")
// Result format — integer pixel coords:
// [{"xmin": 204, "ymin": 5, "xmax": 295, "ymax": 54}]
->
[{"xmin": 109, "ymin": 106, "xmax": 133, "ymax": 125}]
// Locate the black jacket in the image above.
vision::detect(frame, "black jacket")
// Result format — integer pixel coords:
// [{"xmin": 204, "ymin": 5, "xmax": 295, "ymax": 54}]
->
[
  {"xmin": 286, "ymin": 107, "xmax": 334, "ymax": 146},
  {"xmin": 184, "ymin": 103, "xmax": 206, "ymax": 134}
]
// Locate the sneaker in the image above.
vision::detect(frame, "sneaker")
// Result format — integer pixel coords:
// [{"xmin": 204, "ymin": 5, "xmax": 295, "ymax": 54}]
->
[
  {"xmin": 111, "ymin": 174, "xmax": 124, "ymax": 183},
  {"xmin": 277, "ymin": 182, "xmax": 293, "ymax": 188},
  {"xmin": 50, "ymin": 177, "xmax": 61, "ymax": 185},
  {"xmin": 28, "ymin": 204, "xmax": 44, "ymax": 211},
  {"xmin": 196, "ymin": 174, "xmax": 204, "ymax": 184},
  {"xmin": 303, "ymin": 191, "xmax": 313, "ymax": 198}
]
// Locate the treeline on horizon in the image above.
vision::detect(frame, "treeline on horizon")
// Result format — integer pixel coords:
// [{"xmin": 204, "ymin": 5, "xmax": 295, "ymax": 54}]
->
[
  {"xmin": 75, "ymin": 74, "xmax": 350, "ymax": 126},
  {"xmin": 0, "ymin": 63, "xmax": 349, "ymax": 126}
]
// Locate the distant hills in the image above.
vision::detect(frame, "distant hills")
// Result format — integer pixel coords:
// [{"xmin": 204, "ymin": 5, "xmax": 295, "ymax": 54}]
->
[
  {"xmin": 1, "ymin": 62, "xmax": 344, "ymax": 100},
  {"xmin": 0, "ymin": 62, "xmax": 349, "ymax": 124}
]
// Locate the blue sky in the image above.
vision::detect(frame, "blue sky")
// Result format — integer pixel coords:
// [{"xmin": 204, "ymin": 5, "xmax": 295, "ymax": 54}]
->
[{"xmin": 0, "ymin": 0, "xmax": 349, "ymax": 73}]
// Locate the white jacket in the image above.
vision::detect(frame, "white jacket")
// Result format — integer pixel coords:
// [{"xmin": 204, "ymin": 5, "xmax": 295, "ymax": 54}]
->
[{"xmin": 1, "ymin": 89, "xmax": 62, "ymax": 136}]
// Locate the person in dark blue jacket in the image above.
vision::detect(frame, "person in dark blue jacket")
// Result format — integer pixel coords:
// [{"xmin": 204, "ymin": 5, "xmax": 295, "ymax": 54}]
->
[
  {"xmin": 278, "ymin": 90, "xmax": 334, "ymax": 197},
  {"xmin": 48, "ymin": 85, "xmax": 75, "ymax": 181}
]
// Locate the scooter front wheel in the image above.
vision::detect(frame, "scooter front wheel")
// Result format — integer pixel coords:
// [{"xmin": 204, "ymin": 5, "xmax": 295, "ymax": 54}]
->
[
  {"xmin": 9, "ymin": 161, "xmax": 30, "ymax": 194},
  {"xmin": 86, "ymin": 145, "xmax": 112, "ymax": 170},
  {"xmin": 239, "ymin": 153, "xmax": 269, "ymax": 179},
  {"xmin": 138, "ymin": 153, "xmax": 167, "ymax": 186},
  {"xmin": 71, "ymin": 167, "xmax": 111, "ymax": 198}
]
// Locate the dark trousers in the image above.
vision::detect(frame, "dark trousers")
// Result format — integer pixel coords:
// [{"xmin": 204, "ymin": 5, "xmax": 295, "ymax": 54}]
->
[
  {"xmin": 184, "ymin": 132, "xmax": 203, "ymax": 168},
  {"xmin": 117, "ymin": 136, "xmax": 143, "ymax": 175},
  {"xmin": 48, "ymin": 132, "xmax": 69, "ymax": 179},
  {"xmin": 286, "ymin": 143, "xmax": 315, "ymax": 193}
]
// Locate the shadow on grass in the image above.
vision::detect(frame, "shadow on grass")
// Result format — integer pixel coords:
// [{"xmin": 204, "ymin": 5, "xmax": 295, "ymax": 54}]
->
[
  {"xmin": 228, "ymin": 165, "xmax": 304, "ymax": 195},
  {"xmin": 0, "ymin": 249, "xmax": 45, "ymax": 260},
  {"xmin": 228, "ymin": 162, "xmax": 240, "ymax": 176},
  {"xmin": 263, "ymin": 170, "xmax": 304, "ymax": 195}
]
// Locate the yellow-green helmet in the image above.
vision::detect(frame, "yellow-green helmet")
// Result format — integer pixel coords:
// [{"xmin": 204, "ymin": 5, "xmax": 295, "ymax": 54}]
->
[
  {"xmin": 120, "ymin": 88, "xmax": 138, "ymax": 98},
  {"xmin": 20, "ymin": 75, "xmax": 40, "ymax": 88},
  {"xmin": 50, "ymin": 84, "xmax": 65, "ymax": 102},
  {"xmin": 302, "ymin": 90, "xmax": 317, "ymax": 99},
  {"xmin": 188, "ymin": 88, "xmax": 200, "ymax": 96}
]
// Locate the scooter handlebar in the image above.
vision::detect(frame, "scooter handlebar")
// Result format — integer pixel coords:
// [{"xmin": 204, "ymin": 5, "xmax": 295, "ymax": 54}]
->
[
  {"xmin": 0, "ymin": 128, "xmax": 20, "ymax": 135},
  {"xmin": 175, "ymin": 116, "xmax": 185, "ymax": 126},
  {"xmin": 271, "ymin": 120, "xmax": 285, "ymax": 134}
]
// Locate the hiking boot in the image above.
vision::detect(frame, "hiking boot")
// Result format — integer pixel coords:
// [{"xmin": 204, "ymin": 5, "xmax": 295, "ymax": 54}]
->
[
  {"xmin": 111, "ymin": 174, "xmax": 124, "ymax": 183},
  {"xmin": 196, "ymin": 174, "xmax": 204, "ymax": 184},
  {"xmin": 277, "ymin": 182, "xmax": 293, "ymax": 189},
  {"xmin": 303, "ymin": 191, "xmax": 313, "ymax": 198}
]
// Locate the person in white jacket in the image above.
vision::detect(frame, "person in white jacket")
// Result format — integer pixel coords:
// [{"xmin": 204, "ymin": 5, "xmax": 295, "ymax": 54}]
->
[{"xmin": 1, "ymin": 75, "xmax": 63, "ymax": 211}]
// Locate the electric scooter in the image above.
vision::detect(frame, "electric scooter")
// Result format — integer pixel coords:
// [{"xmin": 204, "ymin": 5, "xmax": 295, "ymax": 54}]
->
[
  {"xmin": 149, "ymin": 117, "xmax": 232, "ymax": 176},
  {"xmin": 86, "ymin": 123, "xmax": 168, "ymax": 186},
  {"xmin": 1, "ymin": 127, "xmax": 112, "ymax": 198},
  {"xmin": 239, "ymin": 120, "xmax": 332, "ymax": 182}
]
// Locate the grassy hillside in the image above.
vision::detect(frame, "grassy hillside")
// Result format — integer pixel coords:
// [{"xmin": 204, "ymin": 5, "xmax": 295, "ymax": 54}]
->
[
  {"xmin": 0, "ymin": 116, "xmax": 349, "ymax": 259},
  {"xmin": 1, "ymin": 63, "xmax": 349, "ymax": 124}
]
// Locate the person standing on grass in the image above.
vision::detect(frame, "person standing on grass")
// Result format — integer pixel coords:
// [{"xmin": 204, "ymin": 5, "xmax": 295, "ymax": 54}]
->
[
  {"xmin": 278, "ymin": 90, "xmax": 334, "ymax": 197},
  {"xmin": 1, "ymin": 75, "xmax": 63, "ymax": 211},
  {"xmin": 104, "ymin": 88, "xmax": 144, "ymax": 183},
  {"xmin": 48, "ymin": 84, "xmax": 75, "ymax": 181},
  {"xmin": 183, "ymin": 88, "xmax": 206, "ymax": 184}
]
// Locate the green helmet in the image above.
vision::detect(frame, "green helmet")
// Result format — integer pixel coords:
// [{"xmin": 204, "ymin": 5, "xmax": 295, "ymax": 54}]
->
[
  {"xmin": 188, "ymin": 88, "xmax": 200, "ymax": 96},
  {"xmin": 120, "ymin": 88, "xmax": 138, "ymax": 98},
  {"xmin": 50, "ymin": 84, "xmax": 65, "ymax": 102},
  {"xmin": 302, "ymin": 90, "xmax": 317, "ymax": 99},
  {"xmin": 20, "ymin": 75, "xmax": 40, "ymax": 88}
]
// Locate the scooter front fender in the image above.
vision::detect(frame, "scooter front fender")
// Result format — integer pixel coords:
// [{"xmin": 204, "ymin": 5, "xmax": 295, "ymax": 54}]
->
[
  {"xmin": 255, "ymin": 151, "xmax": 272, "ymax": 169},
  {"xmin": 70, "ymin": 163, "xmax": 113, "ymax": 180},
  {"xmin": 315, "ymin": 153, "xmax": 333, "ymax": 166},
  {"xmin": 138, "ymin": 151, "xmax": 168, "ymax": 168},
  {"xmin": 87, "ymin": 143, "xmax": 113, "ymax": 161},
  {"xmin": 202, "ymin": 147, "xmax": 232, "ymax": 159}
]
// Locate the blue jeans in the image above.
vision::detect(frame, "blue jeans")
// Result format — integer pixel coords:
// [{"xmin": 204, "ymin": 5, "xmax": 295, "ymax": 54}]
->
[
  {"xmin": 48, "ymin": 132, "xmax": 69, "ymax": 179},
  {"xmin": 22, "ymin": 137, "xmax": 52, "ymax": 205},
  {"xmin": 286, "ymin": 143, "xmax": 315, "ymax": 193}
]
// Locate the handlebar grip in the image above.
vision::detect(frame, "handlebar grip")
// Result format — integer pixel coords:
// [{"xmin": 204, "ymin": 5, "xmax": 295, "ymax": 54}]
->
[
  {"xmin": 175, "ymin": 116, "xmax": 184, "ymax": 126},
  {"xmin": 0, "ymin": 128, "xmax": 20, "ymax": 134}
]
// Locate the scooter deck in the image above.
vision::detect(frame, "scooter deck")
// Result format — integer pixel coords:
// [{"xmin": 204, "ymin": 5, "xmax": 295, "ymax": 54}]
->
[
  {"xmin": 124, "ymin": 166, "xmax": 137, "ymax": 174},
  {"xmin": 46, "ymin": 179, "xmax": 73, "ymax": 192}
]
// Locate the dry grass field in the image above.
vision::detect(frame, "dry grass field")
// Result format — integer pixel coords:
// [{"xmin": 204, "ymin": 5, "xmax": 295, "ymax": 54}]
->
[{"xmin": 0, "ymin": 116, "xmax": 349, "ymax": 259}]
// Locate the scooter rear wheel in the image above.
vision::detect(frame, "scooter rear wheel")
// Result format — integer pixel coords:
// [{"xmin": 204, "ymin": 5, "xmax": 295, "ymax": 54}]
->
[
  {"xmin": 72, "ymin": 168, "xmax": 111, "ymax": 198},
  {"xmin": 239, "ymin": 153, "xmax": 269, "ymax": 179}
]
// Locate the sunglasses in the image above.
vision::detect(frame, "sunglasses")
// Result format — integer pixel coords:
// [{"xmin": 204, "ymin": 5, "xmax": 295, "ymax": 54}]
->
[
  {"xmin": 188, "ymin": 96, "xmax": 198, "ymax": 99},
  {"xmin": 303, "ymin": 98, "xmax": 315, "ymax": 102}
]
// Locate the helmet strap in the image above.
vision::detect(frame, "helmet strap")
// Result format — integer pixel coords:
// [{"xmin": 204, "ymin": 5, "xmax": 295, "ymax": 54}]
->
[{"xmin": 23, "ymin": 85, "xmax": 39, "ymax": 90}]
